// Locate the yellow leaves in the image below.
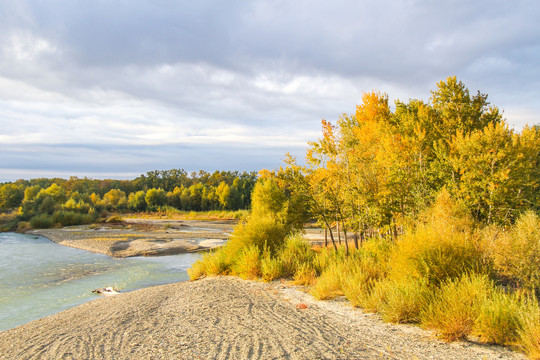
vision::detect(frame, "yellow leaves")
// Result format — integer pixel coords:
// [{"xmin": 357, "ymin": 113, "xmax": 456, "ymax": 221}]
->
[
  {"xmin": 355, "ymin": 91, "xmax": 390, "ymax": 124},
  {"xmin": 258, "ymin": 169, "xmax": 275, "ymax": 179}
]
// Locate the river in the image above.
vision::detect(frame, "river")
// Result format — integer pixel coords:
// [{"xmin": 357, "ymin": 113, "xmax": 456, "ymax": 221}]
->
[{"xmin": 0, "ymin": 232, "xmax": 200, "ymax": 331}]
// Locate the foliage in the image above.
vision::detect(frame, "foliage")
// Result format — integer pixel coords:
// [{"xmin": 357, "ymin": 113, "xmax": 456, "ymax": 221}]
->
[
  {"xmin": 389, "ymin": 192, "xmax": 488, "ymax": 286},
  {"xmin": 474, "ymin": 289, "xmax": 526, "ymax": 345},
  {"xmin": 483, "ymin": 211, "xmax": 540, "ymax": 293},
  {"xmin": 231, "ymin": 244, "xmax": 261, "ymax": 279},
  {"xmin": 0, "ymin": 169, "xmax": 257, "ymax": 230},
  {"xmin": 29, "ymin": 214, "xmax": 54, "ymax": 229},
  {"xmin": 519, "ymin": 300, "xmax": 540, "ymax": 360},
  {"xmin": 376, "ymin": 278, "xmax": 432, "ymax": 324},
  {"xmin": 421, "ymin": 274, "xmax": 492, "ymax": 341},
  {"xmin": 310, "ymin": 261, "xmax": 344, "ymax": 300},
  {"xmin": 260, "ymin": 250, "xmax": 284, "ymax": 282}
]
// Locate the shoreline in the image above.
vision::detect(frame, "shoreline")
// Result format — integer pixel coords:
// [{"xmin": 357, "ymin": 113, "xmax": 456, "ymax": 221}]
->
[
  {"xmin": 0, "ymin": 276, "xmax": 525, "ymax": 359},
  {"xmin": 27, "ymin": 219, "xmax": 235, "ymax": 257}
]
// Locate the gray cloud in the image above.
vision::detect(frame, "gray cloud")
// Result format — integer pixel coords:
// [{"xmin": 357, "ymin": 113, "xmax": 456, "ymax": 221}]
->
[{"xmin": 0, "ymin": 0, "xmax": 539, "ymax": 181}]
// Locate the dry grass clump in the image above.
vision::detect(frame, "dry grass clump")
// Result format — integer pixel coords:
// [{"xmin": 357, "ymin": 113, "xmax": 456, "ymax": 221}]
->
[
  {"xmin": 388, "ymin": 224, "xmax": 487, "ymax": 287},
  {"xmin": 231, "ymin": 245, "xmax": 261, "ymax": 280},
  {"xmin": 483, "ymin": 211, "xmax": 540, "ymax": 294},
  {"xmin": 280, "ymin": 234, "xmax": 315, "ymax": 277},
  {"xmin": 187, "ymin": 249, "xmax": 230, "ymax": 280},
  {"xmin": 293, "ymin": 263, "xmax": 317, "ymax": 286},
  {"xmin": 260, "ymin": 251, "xmax": 284, "ymax": 282},
  {"xmin": 518, "ymin": 299, "xmax": 540, "ymax": 359},
  {"xmin": 473, "ymin": 289, "xmax": 526, "ymax": 345},
  {"xmin": 421, "ymin": 274, "xmax": 492, "ymax": 341},
  {"xmin": 310, "ymin": 262, "xmax": 345, "ymax": 300},
  {"xmin": 377, "ymin": 278, "xmax": 432, "ymax": 324}
]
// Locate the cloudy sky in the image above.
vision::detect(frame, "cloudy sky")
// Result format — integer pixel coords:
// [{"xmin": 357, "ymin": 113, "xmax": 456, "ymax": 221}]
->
[{"xmin": 1, "ymin": 1, "xmax": 539, "ymax": 182}]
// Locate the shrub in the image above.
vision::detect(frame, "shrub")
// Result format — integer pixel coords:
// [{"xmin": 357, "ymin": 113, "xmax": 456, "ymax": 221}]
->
[
  {"xmin": 312, "ymin": 246, "xmax": 348, "ymax": 275},
  {"xmin": 377, "ymin": 278, "xmax": 432, "ymax": 324},
  {"xmin": 280, "ymin": 234, "xmax": 314, "ymax": 277},
  {"xmin": 106, "ymin": 215, "xmax": 123, "ymax": 223},
  {"xmin": 52, "ymin": 210, "xmax": 95, "ymax": 226},
  {"xmin": 188, "ymin": 249, "xmax": 230, "ymax": 279},
  {"xmin": 519, "ymin": 300, "xmax": 540, "ymax": 360},
  {"xmin": 310, "ymin": 262, "xmax": 345, "ymax": 300},
  {"xmin": 483, "ymin": 211, "xmax": 540, "ymax": 293},
  {"xmin": 473, "ymin": 289, "xmax": 526, "ymax": 345},
  {"xmin": 422, "ymin": 274, "xmax": 492, "ymax": 341},
  {"xmin": 29, "ymin": 214, "xmax": 54, "ymax": 229},
  {"xmin": 293, "ymin": 262, "xmax": 317, "ymax": 286},
  {"xmin": 389, "ymin": 224, "xmax": 487, "ymax": 287},
  {"xmin": 341, "ymin": 269, "xmax": 379, "ymax": 309},
  {"xmin": 226, "ymin": 215, "xmax": 287, "ymax": 257},
  {"xmin": 260, "ymin": 251, "xmax": 284, "ymax": 282},
  {"xmin": 231, "ymin": 244, "xmax": 261, "ymax": 280},
  {"xmin": 340, "ymin": 245, "xmax": 390, "ymax": 309},
  {"xmin": 187, "ymin": 258, "xmax": 207, "ymax": 280},
  {"xmin": 16, "ymin": 221, "xmax": 31, "ymax": 232}
]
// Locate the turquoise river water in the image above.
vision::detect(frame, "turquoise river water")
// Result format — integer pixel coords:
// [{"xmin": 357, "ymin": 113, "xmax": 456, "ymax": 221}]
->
[{"xmin": 0, "ymin": 232, "xmax": 201, "ymax": 331}]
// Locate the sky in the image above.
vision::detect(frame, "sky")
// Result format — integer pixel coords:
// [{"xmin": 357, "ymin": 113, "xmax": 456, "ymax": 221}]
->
[{"xmin": 1, "ymin": 0, "xmax": 539, "ymax": 182}]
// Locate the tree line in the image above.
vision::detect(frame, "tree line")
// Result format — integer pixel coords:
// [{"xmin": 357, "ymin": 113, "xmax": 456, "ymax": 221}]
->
[{"xmin": 0, "ymin": 170, "xmax": 257, "ymax": 228}]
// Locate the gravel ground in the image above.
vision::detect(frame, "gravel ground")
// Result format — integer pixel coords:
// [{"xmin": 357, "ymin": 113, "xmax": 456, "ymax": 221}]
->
[
  {"xmin": 0, "ymin": 277, "xmax": 525, "ymax": 360},
  {"xmin": 29, "ymin": 219, "xmax": 234, "ymax": 257}
]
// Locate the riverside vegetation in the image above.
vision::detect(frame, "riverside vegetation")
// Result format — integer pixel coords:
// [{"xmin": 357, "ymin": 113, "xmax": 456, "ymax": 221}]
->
[
  {"xmin": 189, "ymin": 77, "xmax": 540, "ymax": 359},
  {"xmin": 0, "ymin": 170, "xmax": 256, "ymax": 231}
]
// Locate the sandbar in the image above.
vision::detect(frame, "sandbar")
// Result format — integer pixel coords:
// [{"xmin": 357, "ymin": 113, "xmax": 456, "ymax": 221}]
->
[{"xmin": 0, "ymin": 277, "xmax": 525, "ymax": 360}]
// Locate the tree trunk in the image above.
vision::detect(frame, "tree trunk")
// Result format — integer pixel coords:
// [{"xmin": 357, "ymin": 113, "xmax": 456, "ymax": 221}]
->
[
  {"xmin": 324, "ymin": 219, "xmax": 338, "ymax": 251},
  {"xmin": 337, "ymin": 220, "xmax": 341, "ymax": 245},
  {"xmin": 342, "ymin": 221, "xmax": 349, "ymax": 256},
  {"xmin": 353, "ymin": 233, "xmax": 359, "ymax": 249},
  {"xmin": 324, "ymin": 226, "xmax": 328, "ymax": 247}
]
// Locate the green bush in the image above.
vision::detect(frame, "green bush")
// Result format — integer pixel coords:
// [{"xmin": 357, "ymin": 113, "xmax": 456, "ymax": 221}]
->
[
  {"xmin": 52, "ymin": 210, "xmax": 95, "ymax": 226},
  {"xmin": 29, "ymin": 214, "xmax": 54, "ymax": 229}
]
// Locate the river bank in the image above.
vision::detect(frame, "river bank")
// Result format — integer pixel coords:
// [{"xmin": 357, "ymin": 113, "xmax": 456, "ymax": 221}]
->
[
  {"xmin": 28, "ymin": 219, "xmax": 235, "ymax": 257},
  {"xmin": 0, "ymin": 276, "xmax": 525, "ymax": 360}
]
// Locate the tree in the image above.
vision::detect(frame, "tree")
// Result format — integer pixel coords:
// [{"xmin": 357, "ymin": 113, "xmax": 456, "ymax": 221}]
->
[
  {"xmin": 145, "ymin": 188, "xmax": 167, "ymax": 208},
  {"xmin": 448, "ymin": 123, "xmax": 539, "ymax": 224},
  {"xmin": 102, "ymin": 189, "xmax": 127, "ymax": 210},
  {"xmin": 128, "ymin": 191, "xmax": 147, "ymax": 211},
  {"xmin": 0, "ymin": 183, "xmax": 24, "ymax": 212}
]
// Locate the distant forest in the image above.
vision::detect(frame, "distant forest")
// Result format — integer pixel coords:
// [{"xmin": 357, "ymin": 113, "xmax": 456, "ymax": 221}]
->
[{"xmin": 0, "ymin": 170, "xmax": 257, "ymax": 228}]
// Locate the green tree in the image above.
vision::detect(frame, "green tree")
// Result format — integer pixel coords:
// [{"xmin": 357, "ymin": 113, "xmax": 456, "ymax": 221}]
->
[
  {"xmin": 0, "ymin": 183, "xmax": 24, "ymax": 212},
  {"xmin": 128, "ymin": 191, "xmax": 147, "ymax": 211},
  {"xmin": 448, "ymin": 123, "xmax": 539, "ymax": 224},
  {"xmin": 145, "ymin": 188, "xmax": 167, "ymax": 208}
]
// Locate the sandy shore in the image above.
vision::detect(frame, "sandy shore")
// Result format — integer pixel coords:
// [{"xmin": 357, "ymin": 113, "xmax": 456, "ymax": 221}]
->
[
  {"xmin": 29, "ymin": 219, "xmax": 235, "ymax": 257},
  {"xmin": 0, "ymin": 277, "xmax": 524, "ymax": 360}
]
